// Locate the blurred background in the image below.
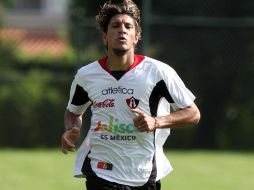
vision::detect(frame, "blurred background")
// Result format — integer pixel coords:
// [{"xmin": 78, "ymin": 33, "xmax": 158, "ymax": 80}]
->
[{"xmin": 0, "ymin": 0, "xmax": 254, "ymax": 151}]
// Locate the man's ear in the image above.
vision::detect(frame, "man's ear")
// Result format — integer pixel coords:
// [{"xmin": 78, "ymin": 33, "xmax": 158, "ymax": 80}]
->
[
  {"xmin": 101, "ymin": 32, "xmax": 107, "ymax": 46},
  {"xmin": 134, "ymin": 33, "xmax": 140, "ymax": 45}
]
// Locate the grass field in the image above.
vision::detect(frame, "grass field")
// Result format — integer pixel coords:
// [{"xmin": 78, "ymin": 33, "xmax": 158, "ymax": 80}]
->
[{"xmin": 0, "ymin": 149, "xmax": 253, "ymax": 190}]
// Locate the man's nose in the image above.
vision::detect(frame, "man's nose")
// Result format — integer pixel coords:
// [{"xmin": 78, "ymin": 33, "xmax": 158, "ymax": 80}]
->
[{"xmin": 119, "ymin": 24, "xmax": 127, "ymax": 33}]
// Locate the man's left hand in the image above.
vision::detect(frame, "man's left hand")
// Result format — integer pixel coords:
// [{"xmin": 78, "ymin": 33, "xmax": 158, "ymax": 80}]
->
[{"xmin": 132, "ymin": 108, "xmax": 156, "ymax": 132}]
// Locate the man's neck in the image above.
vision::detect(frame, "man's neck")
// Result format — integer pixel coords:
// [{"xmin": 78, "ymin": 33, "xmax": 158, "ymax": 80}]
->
[{"xmin": 107, "ymin": 50, "xmax": 135, "ymax": 71}]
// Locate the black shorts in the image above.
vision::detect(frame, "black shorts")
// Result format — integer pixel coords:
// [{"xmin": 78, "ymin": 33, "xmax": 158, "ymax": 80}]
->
[{"xmin": 86, "ymin": 175, "xmax": 161, "ymax": 190}]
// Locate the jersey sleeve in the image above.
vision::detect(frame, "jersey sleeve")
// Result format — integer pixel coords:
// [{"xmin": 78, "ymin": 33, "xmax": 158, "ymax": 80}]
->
[
  {"xmin": 67, "ymin": 72, "xmax": 92, "ymax": 115},
  {"xmin": 161, "ymin": 65, "xmax": 196, "ymax": 110}
]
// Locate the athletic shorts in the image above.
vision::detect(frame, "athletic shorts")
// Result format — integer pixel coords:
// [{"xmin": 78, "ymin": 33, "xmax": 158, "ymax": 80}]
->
[{"xmin": 86, "ymin": 175, "xmax": 161, "ymax": 190}]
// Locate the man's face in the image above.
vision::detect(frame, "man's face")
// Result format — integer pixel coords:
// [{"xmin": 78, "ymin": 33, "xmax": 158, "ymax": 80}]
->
[{"xmin": 102, "ymin": 14, "xmax": 139, "ymax": 54}]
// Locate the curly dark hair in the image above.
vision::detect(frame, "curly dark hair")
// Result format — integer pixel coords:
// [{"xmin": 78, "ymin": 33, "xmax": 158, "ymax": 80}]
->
[{"xmin": 96, "ymin": 0, "xmax": 141, "ymax": 39}]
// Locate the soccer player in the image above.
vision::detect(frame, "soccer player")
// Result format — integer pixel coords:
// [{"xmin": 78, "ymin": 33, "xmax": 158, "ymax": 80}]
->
[{"xmin": 61, "ymin": 0, "xmax": 201, "ymax": 189}]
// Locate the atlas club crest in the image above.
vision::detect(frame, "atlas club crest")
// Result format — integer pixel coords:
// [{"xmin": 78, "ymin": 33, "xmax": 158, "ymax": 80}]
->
[{"xmin": 126, "ymin": 96, "xmax": 139, "ymax": 109}]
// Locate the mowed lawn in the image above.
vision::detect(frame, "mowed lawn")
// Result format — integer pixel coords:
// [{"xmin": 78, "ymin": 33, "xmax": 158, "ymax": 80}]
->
[{"xmin": 0, "ymin": 149, "xmax": 254, "ymax": 190}]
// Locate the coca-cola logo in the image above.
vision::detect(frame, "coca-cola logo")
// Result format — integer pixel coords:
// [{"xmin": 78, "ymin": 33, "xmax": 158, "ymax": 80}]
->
[{"xmin": 93, "ymin": 99, "xmax": 115, "ymax": 108}]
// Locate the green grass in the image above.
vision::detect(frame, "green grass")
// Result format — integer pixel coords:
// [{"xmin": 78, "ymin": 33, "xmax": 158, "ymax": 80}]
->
[
  {"xmin": 0, "ymin": 149, "xmax": 83, "ymax": 190},
  {"xmin": 161, "ymin": 151, "xmax": 254, "ymax": 190},
  {"xmin": 0, "ymin": 149, "xmax": 253, "ymax": 190}
]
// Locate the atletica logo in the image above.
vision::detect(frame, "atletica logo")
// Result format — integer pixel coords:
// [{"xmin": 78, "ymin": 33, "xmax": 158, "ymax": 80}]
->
[
  {"xmin": 102, "ymin": 86, "xmax": 134, "ymax": 95},
  {"xmin": 94, "ymin": 116, "xmax": 139, "ymax": 133}
]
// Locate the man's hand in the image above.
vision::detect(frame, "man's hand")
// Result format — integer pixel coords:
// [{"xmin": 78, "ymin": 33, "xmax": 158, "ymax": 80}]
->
[
  {"xmin": 61, "ymin": 127, "xmax": 80, "ymax": 154},
  {"xmin": 132, "ymin": 108, "xmax": 156, "ymax": 132}
]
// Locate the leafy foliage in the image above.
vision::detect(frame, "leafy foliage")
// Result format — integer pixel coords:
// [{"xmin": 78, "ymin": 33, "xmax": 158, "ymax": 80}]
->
[{"xmin": 1, "ymin": 0, "xmax": 254, "ymax": 149}]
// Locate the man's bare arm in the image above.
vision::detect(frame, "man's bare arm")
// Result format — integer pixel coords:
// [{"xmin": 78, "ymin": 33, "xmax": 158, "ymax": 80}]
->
[
  {"xmin": 156, "ymin": 102, "xmax": 200, "ymax": 129},
  {"xmin": 132, "ymin": 102, "xmax": 200, "ymax": 132},
  {"xmin": 64, "ymin": 109, "xmax": 82, "ymax": 130},
  {"xmin": 61, "ymin": 110, "xmax": 82, "ymax": 154}
]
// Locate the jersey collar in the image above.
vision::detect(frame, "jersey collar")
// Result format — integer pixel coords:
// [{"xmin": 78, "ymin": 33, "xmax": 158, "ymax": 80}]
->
[{"xmin": 98, "ymin": 54, "xmax": 145, "ymax": 75}]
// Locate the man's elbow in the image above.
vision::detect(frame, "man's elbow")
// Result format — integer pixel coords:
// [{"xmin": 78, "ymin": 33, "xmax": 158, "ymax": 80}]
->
[{"xmin": 192, "ymin": 109, "xmax": 201, "ymax": 125}]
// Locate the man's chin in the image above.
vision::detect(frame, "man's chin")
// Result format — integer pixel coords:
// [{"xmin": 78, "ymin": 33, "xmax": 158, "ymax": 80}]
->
[{"xmin": 113, "ymin": 48, "xmax": 128, "ymax": 56}]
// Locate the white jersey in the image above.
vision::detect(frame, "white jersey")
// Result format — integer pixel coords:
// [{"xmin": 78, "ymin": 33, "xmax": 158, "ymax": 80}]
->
[{"xmin": 67, "ymin": 55, "xmax": 195, "ymax": 186}]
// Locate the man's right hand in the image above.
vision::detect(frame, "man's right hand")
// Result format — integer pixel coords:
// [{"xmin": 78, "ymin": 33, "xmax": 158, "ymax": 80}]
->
[{"xmin": 61, "ymin": 127, "xmax": 81, "ymax": 154}]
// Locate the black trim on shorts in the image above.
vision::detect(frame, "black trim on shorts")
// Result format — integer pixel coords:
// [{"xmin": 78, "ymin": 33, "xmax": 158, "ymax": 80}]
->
[
  {"xmin": 82, "ymin": 152, "xmax": 160, "ymax": 190},
  {"xmin": 146, "ymin": 146, "xmax": 157, "ymax": 184},
  {"xmin": 86, "ymin": 175, "xmax": 161, "ymax": 190},
  {"xmin": 81, "ymin": 151, "xmax": 97, "ymax": 177}
]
